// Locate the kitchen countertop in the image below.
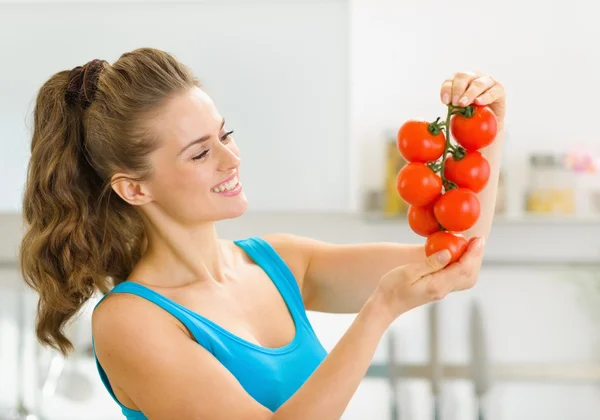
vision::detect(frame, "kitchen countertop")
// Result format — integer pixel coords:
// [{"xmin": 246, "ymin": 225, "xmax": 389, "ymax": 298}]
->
[{"xmin": 1, "ymin": 210, "xmax": 598, "ymax": 267}]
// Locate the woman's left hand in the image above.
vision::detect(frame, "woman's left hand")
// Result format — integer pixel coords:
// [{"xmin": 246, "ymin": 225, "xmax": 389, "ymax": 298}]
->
[{"xmin": 440, "ymin": 71, "xmax": 506, "ymax": 131}]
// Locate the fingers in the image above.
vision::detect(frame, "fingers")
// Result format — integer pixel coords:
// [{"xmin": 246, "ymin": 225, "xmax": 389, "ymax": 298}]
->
[
  {"xmin": 459, "ymin": 75, "xmax": 496, "ymax": 106},
  {"xmin": 474, "ymin": 84, "xmax": 505, "ymax": 106},
  {"xmin": 451, "ymin": 237, "xmax": 485, "ymax": 290},
  {"xmin": 461, "ymin": 236, "xmax": 485, "ymax": 261},
  {"xmin": 440, "ymin": 80, "xmax": 453, "ymax": 105},
  {"xmin": 418, "ymin": 236, "xmax": 485, "ymax": 297},
  {"xmin": 414, "ymin": 261, "xmax": 462, "ymax": 301},
  {"xmin": 440, "ymin": 71, "xmax": 503, "ymax": 107},
  {"xmin": 450, "ymin": 71, "xmax": 480, "ymax": 106},
  {"xmin": 405, "ymin": 236, "xmax": 485, "ymax": 306},
  {"xmin": 408, "ymin": 249, "xmax": 452, "ymax": 280}
]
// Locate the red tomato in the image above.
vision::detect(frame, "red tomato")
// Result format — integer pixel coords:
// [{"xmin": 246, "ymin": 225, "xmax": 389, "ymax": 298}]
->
[
  {"xmin": 444, "ymin": 151, "xmax": 491, "ymax": 193},
  {"xmin": 450, "ymin": 105, "xmax": 497, "ymax": 151},
  {"xmin": 397, "ymin": 120, "xmax": 446, "ymax": 163},
  {"xmin": 396, "ymin": 163, "xmax": 443, "ymax": 207},
  {"xmin": 408, "ymin": 200, "xmax": 441, "ymax": 237},
  {"xmin": 425, "ymin": 231, "xmax": 468, "ymax": 264},
  {"xmin": 433, "ymin": 188, "xmax": 480, "ymax": 232}
]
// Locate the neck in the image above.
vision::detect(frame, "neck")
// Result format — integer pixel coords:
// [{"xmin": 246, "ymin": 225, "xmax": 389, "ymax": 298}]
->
[{"xmin": 135, "ymin": 210, "xmax": 231, "ymax": 288}]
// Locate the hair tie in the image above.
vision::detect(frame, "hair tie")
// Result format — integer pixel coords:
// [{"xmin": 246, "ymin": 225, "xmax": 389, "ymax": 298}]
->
[{"xmin": 65, "ymin": 59, "xmax": 106, "ymax": 109}]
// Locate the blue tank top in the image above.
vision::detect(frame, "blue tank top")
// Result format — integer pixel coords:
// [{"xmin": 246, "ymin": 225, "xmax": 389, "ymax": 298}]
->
[{"xmin": 92, "ymin": 236, "xmax": 328, "ymax": 419}]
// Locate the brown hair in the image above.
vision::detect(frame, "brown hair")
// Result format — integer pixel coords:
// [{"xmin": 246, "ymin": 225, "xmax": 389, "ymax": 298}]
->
[{"xmin": 19, "ymin": 48, "xmax": 201, "ymax": 355}]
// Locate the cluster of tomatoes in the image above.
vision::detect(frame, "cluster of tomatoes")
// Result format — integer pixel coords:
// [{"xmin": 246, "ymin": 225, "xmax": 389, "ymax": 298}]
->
[{"xmin": 396, "ymin": 104, "xmax": 497, "ymax": 263}]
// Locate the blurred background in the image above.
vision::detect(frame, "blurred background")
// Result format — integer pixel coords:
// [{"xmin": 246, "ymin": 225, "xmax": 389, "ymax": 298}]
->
[{"xmin": 1, "ymin": 0, "xmax": 599, "ymax": 419}]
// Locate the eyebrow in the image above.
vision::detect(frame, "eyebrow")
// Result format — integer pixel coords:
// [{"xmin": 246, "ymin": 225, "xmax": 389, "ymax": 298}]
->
[{"xmin": 177, "ymin": 118, "xmax": 226, "ymax": 156}]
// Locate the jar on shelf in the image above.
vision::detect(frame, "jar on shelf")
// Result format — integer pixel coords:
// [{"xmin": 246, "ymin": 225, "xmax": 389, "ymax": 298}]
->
[
  {"xmin": 383, "ymin": 138, "xmax": 410, "ymax": 216},
  {"xmin": 525, "ymin": 153, "xmax": 576, "ymax": 215}
]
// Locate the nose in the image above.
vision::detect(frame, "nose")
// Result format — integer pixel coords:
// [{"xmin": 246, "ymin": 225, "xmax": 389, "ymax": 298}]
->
[{"xmin": 217, "ymin": 142, "xmax": 241, "ymax": 171}]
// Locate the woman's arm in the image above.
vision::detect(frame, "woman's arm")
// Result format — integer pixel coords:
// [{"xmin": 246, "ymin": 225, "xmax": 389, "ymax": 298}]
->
[
  {"xmin": 268, "ymin": 72, "xmax": 506, "ymax": 314},
  {"xmin": 93, "ymin": 241, "xmax": 483, "ymax": 420},
  {"xmin": 265, "ymin": 133, "xmax": 503, "ymax": 314},
  {"xmin": 88, "ymin": 277, "xmax": 401, "ymax": 419},
  {"xmin": 442, "ymin": 71, "xmax": 506, "ymax": 241},
  {"xmin": 461, "ymin": 129, "xmax": 504, "ymax": 240},
  {"xmin": 264, "ymin": 233, "xmax": 427, "ymax": 313}
]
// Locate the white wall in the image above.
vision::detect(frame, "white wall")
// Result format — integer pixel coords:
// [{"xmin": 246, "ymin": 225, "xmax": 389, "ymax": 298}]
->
[
  {"xmin": 0, "ymin": 0, "xmax": 349, "ymax": 213},
  {"xmin": 2, "ymin": 0, "xmax": 600, "ymax": 215},
  {"xmin": 349, "ymin": 0, "xmax": 600, "ymax": 212}
]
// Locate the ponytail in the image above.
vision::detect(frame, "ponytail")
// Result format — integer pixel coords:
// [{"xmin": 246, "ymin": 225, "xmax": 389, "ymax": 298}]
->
[{"xmin": 20, "ymin": 48, "xmax": 198, "ymax": 355}]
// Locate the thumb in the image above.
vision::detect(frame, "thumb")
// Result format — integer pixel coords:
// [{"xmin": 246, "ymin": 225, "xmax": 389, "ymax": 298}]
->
[{"xmin": 410, "ymin": 249, "xmax": 452, "ymax": 278}]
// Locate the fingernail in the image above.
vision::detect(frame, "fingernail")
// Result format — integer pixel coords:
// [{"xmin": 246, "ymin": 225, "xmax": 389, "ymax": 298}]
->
[
  {"xmin": 478, "ymin": 237, "xmax": 485, "ymax": 248},
  {"xmin": 452, "ymin": 95, "xmax": 459, "ymax": 106},
  {"xmin": 442, "ymin": 94, "xmax": 450, "ymax": 104},
  {"xmin": 437, "ymin": 250, "xmax": 451, "ymax": 263},
  {"xmin": 459, "ymin": 96, "xmax": 469, "ymax": 105}
]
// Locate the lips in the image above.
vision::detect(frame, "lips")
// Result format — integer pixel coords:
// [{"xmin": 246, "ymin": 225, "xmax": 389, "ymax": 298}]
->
[
  {"xmin": 211, "ymin": 172, "xmax": 237, "ymax": 190},
  {"xmin": 211, "ymin": 175, "xmax": 240, "ymax": 193}
]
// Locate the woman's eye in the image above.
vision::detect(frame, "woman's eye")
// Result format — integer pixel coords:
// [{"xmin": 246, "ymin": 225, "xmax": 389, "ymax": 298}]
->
[
  {"xmin": 192, "ymin": 130, "xmax": 234, "ymax": 161},
  {"xmin": 221, "ymin": 130, "xmax": 235, "ymax": 142},
  {"xmin": 192, "ymin": 150, "xmax": 209, "ymax": 161}
]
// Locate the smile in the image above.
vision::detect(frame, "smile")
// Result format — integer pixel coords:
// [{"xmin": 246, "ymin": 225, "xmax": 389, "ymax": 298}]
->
[{"xmin": 211, "ymin": 175, "xmax": 240, "ymax": 193}]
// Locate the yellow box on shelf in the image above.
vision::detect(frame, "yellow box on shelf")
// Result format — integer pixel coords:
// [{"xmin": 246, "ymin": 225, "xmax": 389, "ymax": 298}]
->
[{"xmin": 383, "ymin": 140, "xmax": 410, "ymax": 216}]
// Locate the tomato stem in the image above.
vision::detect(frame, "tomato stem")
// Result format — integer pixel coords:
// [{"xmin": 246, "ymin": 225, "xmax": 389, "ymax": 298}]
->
[
  {"xmin": 440, "ymin": 104, "xmax": 454, "ymax": 192},
  {"xmin": 427, "ymin": 161, "xmax": 442, "ymax": 173},
  {"xmin": 448, "ymin": 104, "xmax": 474, "ymax": 118},
  {"xmin": 463, "ymin": 105, "xmax": 475, "ymax": 118},
  {"xmin": 430, "ymin": 105, "xmax": 468, "ymax": 191},
  {"xmin": 444, "ymin": 179, "xmax": 458, "ymax": 190},
  {"xmin": 452, "ymin": 146, "xmax": 466, "ymax": 161},
  {"xmin": 428, "ymin": 117, "xmax": 443, "ymax": 135}
]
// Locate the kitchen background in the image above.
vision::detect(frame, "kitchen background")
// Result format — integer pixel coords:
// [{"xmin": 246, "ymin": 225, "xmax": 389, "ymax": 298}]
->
[{"xmin": 0, "ymin": 0, "xmax": 599, "ymax": 419}]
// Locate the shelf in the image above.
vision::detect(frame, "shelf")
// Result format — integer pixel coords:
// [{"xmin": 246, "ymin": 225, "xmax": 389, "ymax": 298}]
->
[
  {"xmin": 361, "ymin": 212, "xmax": 600, "ymax": 226},
  {"xmin": 1, "ymin": 211, "xmax": 599, "ymax": 275},
  {"xmin": 366, "ymin": 362, "xmax": 600, "ymax": 384}
]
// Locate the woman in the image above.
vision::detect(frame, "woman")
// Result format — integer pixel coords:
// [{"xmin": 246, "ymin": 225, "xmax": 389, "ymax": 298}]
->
[{"xmin": 19, "ymin": 48, "xmax": 504, "ymax": 419}]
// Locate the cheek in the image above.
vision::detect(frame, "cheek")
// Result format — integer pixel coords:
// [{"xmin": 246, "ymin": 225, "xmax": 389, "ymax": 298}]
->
[
  {"xmin": 153, "ymin": 161, "xmax": 213, "ymax": 197},
  {"xmin": 183, "ymin": 164, "xmax": 216, "ymax": 192}
]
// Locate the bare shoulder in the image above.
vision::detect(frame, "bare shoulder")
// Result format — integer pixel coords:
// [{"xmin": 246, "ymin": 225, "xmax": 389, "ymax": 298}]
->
[
  {"xmin": 259, "ymin": 233, "xmax": 329, "ymax": 292},
  {"xmin": 261, "ymin": 233, "xmax": 323, "ymax": 254},
  {"xmin": 92, "ymin": 292, "xmax": 138, "ymax": 335},
  {"xmin": 93, "ymin": 292, "xmax": 166, "ymax": 335},
  {"xmin": 92, "ymin": 292, "xmax": 188, "ymax": 356},
  {"xmin": 91, "ymin": 291, "xmax": 273, "ymax": 419},
  {"xmin": 92, "ymin": 293, "xmax": 197, "ymax": 362}
]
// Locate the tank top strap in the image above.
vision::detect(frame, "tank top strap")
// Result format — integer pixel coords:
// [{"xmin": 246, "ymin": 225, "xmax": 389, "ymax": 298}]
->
[
  {"xmin": 91, "ymin": 281, "xmax": 217, "ymax": 418},
  {"xmin": 95, "ymin": 281, "xmax": 215, "ymax": 352},
  {"xmin": 233, "ymin": 236, "xmax": 307, "ymax": 319}
]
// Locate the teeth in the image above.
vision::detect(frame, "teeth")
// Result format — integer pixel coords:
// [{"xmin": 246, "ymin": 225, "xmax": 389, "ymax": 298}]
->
[{"xmin": 212, "ymin": 176, "xmax": 239, "ymax": 193}]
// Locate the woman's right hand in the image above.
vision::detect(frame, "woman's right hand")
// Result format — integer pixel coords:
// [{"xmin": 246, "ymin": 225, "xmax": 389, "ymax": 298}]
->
[{"xmin": 373, "ymin": 237, "xmax": 486, "ymax": 320}]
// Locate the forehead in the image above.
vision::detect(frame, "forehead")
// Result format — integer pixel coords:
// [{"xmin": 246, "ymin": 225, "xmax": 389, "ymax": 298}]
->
[{"xmin": 150, "ymin": 86, "xmax": 221, "ymax": 147}]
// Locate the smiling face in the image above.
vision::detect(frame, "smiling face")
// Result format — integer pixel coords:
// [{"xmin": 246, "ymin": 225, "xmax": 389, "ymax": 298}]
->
[{"xmin": 141, "ymin": 86, "xmax": 248, "ymax": 225}]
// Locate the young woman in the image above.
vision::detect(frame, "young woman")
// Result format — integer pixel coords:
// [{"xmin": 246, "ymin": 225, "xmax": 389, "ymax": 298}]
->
[{"xmin": 19, "ymin": 47, "xmax": 504, "ymax": 419}]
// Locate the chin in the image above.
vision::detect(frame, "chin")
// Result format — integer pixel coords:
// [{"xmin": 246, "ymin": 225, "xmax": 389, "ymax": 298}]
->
[{"xmin": 216, "ymin": 196, "xmax": 249, "ymax": 221}]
